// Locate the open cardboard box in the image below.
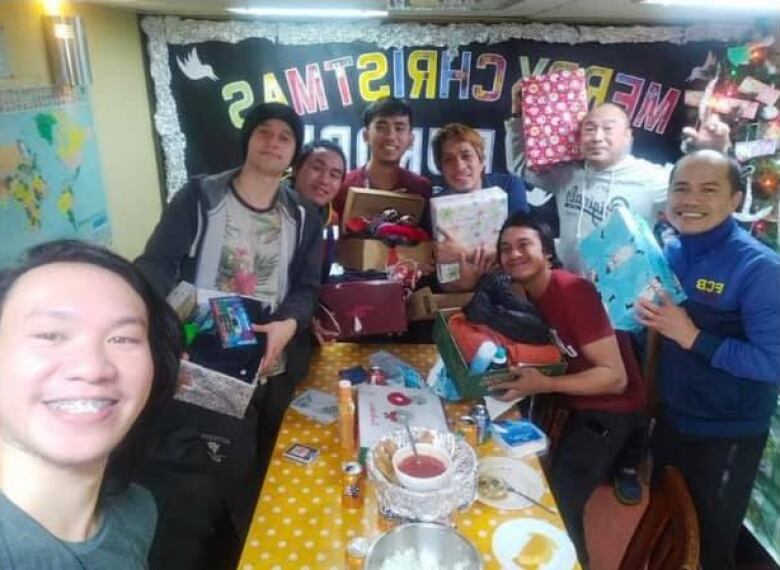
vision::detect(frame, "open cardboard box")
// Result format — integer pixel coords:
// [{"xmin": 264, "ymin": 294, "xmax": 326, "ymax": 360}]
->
[
  {"xmin": 433, "ymin": 308, "xmax": 568, "ymax": 399},
  {"xmin": 407, "ymin": 286, "xmax": 473, "ymax": 321},
  {"xmin": 337, "ymin": 187, "xmax": 433, "ymax": 271}
]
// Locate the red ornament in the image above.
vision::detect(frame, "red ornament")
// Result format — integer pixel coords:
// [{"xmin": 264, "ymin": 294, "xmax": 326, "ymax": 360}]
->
[{"xmin": 387, "ymin": 392, "xmax": 412, "ymax": 407}]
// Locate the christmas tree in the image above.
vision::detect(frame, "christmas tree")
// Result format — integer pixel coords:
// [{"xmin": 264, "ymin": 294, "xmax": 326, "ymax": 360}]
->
[{"xmin": 686, "ymin": 33, "xmax": 780, "ymax": 252}]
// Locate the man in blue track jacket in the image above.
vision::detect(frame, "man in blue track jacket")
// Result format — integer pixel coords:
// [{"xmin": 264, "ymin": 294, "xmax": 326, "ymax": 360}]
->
[{"xmin": 636, "ymin": 150, "xmax": 780, "ymax": 570}]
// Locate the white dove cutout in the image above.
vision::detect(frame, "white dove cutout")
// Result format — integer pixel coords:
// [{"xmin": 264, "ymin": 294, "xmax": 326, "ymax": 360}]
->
[
  {"xmin": 686, "ymin": 51, "xmax": 717, "ymax": 83},
  {"xmin": 176, "ymin": 48, "xmax": 218, "ymax": 81},
  {"xmin": 527, "ymin": 186, "xmax": 554, "ymax": 207}
]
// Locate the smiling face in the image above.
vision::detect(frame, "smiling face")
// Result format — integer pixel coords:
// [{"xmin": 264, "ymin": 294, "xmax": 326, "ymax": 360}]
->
[
  {"xmin": 244, "ymin": 118, "xmax": 297, "ymax": 176},
  {"xmin": 294, "ymin": 147, "xmax": 346, "ymax": 207},
  {"xmin": 0, "ymin": 262, "xmax": 154, "ymax": 469},
  {"xmin": 580, "ymin": 104, "xmax": 633, "ymax": 170},
  {"xmin": 440, "ymin": 139, "xmax": 484, "ymax": 193},
  {"xmin": 667, "ymin": 153, "xmax": 742, "ymax": 235},
  {"xmin": 363, "ymin": 114, "xmax": 413, "ymax": 166},
  {"xmin": 498, "ymin": 226, "xmax": 550, "ymax": 284}
]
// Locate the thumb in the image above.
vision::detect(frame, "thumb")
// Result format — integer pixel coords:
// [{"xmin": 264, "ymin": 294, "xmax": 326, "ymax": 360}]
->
[
  {"xmin": 251, "ymin": 323, "xmax": 270, "ymax": 333},
  {"xmin": 438, "ymin": 226, "xmax": 454, "ymax": 242}
]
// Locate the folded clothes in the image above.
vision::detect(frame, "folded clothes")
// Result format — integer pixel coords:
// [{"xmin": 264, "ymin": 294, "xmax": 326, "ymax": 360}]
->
[
  {"xmin": 447, "ymin": 312, "xmax": 561, "ymax": 367},
  {"xmin": 345, "ymin": 214, "xmax": 430, "ymax": 246}
]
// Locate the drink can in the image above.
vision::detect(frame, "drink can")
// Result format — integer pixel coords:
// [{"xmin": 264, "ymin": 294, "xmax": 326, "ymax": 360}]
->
[
  {"xmin": 457, "ymin": 415, "xmax": 478, "ymax": 448},
  {"xmin": 471, "ymin": 404, "xmax": 490, "ymax": 445},
  {"xmin": 368, "ymin": 366, "xmax": 387, "ymax": 386},
  {"xmin": 341, "ymin": 461, "xmax": 364, "ymax": 509}
]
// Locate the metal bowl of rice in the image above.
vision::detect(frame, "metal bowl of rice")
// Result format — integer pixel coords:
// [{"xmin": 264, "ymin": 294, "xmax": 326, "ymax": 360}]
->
[{"xmin": 364, "ymin": 523, "xmax": 483, "ymax": 570}]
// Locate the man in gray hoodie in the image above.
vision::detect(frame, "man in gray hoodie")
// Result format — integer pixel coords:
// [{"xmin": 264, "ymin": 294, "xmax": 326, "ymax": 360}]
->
[
  {"xmin": 505, "ymin": 83, "xmax": 731, "ymax": 274},
  {"xmin": 504, "ymin": 83, "xmax": 731, "ymax": 509}
]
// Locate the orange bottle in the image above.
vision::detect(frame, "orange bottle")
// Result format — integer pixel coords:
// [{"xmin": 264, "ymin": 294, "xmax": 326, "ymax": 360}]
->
[{"xmin": 338, "ymin": 379, "xmax": 356, "ymax": 459}]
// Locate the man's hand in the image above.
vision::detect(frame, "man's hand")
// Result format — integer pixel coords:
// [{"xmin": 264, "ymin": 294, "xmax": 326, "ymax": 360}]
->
[
  {"xmin": 435, "ymin": 227, "xmax": 472, "ymax": 264},
  {"xmin": 486, "ymin": 366, "xmax": 552, "ymax": 401},
  {"xmin": 636, "ymin": 291, "xmax": 699, "ymax": 350},
  {"xmin": 253, "ymin": 318, "xmax": 298, "ymax": 375},
  {"xmin": 451, "ymin": 247, "xmax": 495, "ymax": 291},
  {"xmin": 682, "ymin": 113, "xmax": 731, "ymax": 153},
  {"xmin": 510, "ymin": 79, "xmax": 523, "ymax": 115}
]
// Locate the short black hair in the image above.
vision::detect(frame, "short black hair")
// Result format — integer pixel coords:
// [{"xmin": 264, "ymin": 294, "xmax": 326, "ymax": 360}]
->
[
  {"xmin": 240, "ymin": 102, "xmax": 304, "ymax": 168},
  {"xmin": 0, "ymin": 239, "xmax": 183, "ymax": 490},
  {"xmin": 669, "ymin": 149, "xmax": 744, "ymax": 195},
  {"xmin": 292, "ymin": 139, "xmax": 347, "ymax": 180},
  {"xmin": 497, "ymin": 212, "xmax": 563, "ymax": 270},
  {"xmin": 362, "ymin": 97, "xmax": 413, "ymax": 128}
]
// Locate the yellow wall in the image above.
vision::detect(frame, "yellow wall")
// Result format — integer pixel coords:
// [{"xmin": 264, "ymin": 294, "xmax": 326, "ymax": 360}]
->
[{"xmin": 0, "ymin": 0, "xmax": 162, "ymax": 259}]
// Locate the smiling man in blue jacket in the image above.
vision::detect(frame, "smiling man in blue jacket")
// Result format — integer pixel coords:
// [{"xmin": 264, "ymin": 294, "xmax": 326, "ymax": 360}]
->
[{"xmin": 636, "ymin": 149, "xmax": 780, "ymax": 570}]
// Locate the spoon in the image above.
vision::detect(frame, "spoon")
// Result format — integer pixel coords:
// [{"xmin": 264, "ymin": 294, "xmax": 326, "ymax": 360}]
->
[
  {"xmin": 403, "ymin": 420, "xmax": 419, "ymax": 460},
  {"xmin": 480, "ymin": 474, "xmax": 558, "ymax": 515}
]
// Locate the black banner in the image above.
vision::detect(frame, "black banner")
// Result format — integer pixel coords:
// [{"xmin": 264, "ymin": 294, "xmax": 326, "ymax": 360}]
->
[{"xmin": 164, "ymin": 35, "xmax": 720, "ymax": 184}]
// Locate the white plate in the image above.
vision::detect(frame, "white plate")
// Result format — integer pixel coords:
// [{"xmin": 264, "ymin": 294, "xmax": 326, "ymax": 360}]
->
[
  {"xmin": 492, "ymin": 518, "xmax": 577, "ymax": 570},
  {"xmin": 477, "ymin": 456, "xmax": 545, "ymax": 510}
]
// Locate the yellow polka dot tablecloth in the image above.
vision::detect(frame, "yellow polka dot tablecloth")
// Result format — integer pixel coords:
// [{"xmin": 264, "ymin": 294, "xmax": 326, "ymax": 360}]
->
[{"xmin": 238, "ymin": 343, "xmax": 580, "ymax": 570}]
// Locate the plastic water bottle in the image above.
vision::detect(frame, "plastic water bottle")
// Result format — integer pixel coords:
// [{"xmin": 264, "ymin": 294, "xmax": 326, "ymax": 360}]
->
[
  {"xmin": 470, "ymin": 341, "xmax": 498, "ymax": 374},
  {"xmin": 490, "ymin": 346, "xmax": 508, "ymax": 370}
]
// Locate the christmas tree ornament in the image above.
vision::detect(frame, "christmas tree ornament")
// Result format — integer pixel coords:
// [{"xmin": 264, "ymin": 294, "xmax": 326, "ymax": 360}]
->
[
  {"xmin": 760, "ymin": 105, "xmax": 779, "ymax": 121},
  {"xmin": 727, "ymin": 45, "xmax": 751, "ymax": 67}
]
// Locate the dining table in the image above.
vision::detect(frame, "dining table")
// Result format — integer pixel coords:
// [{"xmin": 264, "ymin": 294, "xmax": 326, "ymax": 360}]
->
[{"xmin": 237, "ymin": 342, "xmax": 581, "ymax": 570}]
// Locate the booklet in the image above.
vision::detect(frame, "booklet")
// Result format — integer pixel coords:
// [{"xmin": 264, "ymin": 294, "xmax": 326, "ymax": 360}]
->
[{"xmin": 290, "ymin": 389, "xmax": 339, "ymax": 425}]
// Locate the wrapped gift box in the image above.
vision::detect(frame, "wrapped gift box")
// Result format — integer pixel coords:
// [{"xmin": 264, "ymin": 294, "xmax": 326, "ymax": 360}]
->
[
  {"xmin": 338, "ymin": 187, "xmax": 433, "ymax": 271},
  {"xmin": 521, "ymin": 68, "xmax": 588, "ymax": 169},
  {"xmin": 430, "ymin": 186, "xmax": 508, "ymax": 283},
  {"xmin": 317, "ymin": 279, "xmax": 408, "ymax": 338},
  {"xmin": 578, "ymin": 205, "xmax": 687, "ymax": 333}
]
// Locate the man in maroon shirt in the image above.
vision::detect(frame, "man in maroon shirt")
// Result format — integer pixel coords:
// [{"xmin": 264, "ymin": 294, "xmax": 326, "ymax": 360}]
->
[
  {"xmin": 490, "ymin": 212, "xmax": 646, "ymax": 568},
  {"xmin": 333, "ymin": 97, "xmax": 432, "ymax": 220}
]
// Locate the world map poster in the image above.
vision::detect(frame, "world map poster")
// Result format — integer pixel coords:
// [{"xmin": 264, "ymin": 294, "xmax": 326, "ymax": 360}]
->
[{"xmin": 0, "ymin": 91, "xmax": 111, "ymax": 268}]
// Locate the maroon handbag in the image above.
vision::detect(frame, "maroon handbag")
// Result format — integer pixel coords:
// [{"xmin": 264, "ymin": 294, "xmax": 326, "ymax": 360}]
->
[{"xmin": 317, "ymin": 280, "xmax": 408, "ymax": 338}]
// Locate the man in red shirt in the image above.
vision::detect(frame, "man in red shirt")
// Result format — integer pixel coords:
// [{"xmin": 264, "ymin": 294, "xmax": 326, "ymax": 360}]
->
[
  {"xmin": 490, "ymin": 212, "xmax": 646, "ymax": 568},
  {"xmin": 333, "ymin": 97, "xmax": 432, "ymax": 220}
]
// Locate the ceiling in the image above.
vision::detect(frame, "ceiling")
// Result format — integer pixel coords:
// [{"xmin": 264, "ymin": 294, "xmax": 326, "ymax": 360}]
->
[{"xmin": 79, "ymin": 0, "xmax": 778, "ymax": 25}]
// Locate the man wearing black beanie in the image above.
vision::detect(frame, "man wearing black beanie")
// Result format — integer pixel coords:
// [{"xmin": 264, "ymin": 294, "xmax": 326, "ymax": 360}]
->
[{"xmin": 136, "ymin": 102, "xmax": 322, "ymax": 569}]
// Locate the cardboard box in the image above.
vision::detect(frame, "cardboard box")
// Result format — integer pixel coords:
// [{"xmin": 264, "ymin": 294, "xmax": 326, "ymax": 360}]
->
[
  {"xmin": 407, "ymin": 287, "xmax": 473, "ymax": 321},
  {"xmin": 433, "ymin": 309, "xmax": 567, "ymax": 399},
  {"xmin": 318, "ymin": 279, "xmax": 408, "ymax": 338},
  {"xmin": 357, "ymin": 384, "xmax": 449, "ymax": 454},
  {"xmin": 337, "ymin": 238, "xmax": 433, "ymax": 271},
  {"xmin": 338, "ymin": 187, "xmax": 432, "ymax": 271}
]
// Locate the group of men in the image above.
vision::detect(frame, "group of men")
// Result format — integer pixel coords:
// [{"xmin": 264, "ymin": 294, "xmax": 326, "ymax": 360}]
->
[{"xmin": 135, "ymin": 89, "xmax": 780, "ymax": 570}]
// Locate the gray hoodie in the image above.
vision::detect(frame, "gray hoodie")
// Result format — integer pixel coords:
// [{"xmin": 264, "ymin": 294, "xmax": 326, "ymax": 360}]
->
[{"xmin": 505, "ymin": 117, "xmax": 670, "ymax": 274}]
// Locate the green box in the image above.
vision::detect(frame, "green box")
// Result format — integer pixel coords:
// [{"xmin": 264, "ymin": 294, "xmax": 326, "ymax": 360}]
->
[{"xmin": 433, "ymin": 308, "xmax": 567, "ymax": 399}]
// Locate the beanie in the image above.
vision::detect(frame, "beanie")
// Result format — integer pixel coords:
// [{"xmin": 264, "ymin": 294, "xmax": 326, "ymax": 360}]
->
[{"xmin": 240, "ymin": 102, "xmax": 304, "ymax": 168}]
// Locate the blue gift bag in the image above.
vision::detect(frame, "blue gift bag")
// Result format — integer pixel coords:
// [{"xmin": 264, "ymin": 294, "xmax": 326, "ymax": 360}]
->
[{"xmin": 578, "ymin": 205, "xmax": 686, "ymax": 332}]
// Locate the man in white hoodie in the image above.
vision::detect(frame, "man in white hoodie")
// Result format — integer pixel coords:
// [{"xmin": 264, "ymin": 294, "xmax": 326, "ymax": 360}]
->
[
  {"xmin": 505, "ymin": 85, "xmax": 730, "ymax": 274},
  {"xmin": 504, "ymin": 84, "xmax": 731, "ymax": 508}
]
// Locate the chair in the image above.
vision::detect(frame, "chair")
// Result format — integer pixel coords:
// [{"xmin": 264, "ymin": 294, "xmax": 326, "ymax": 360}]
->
[{"xmin": 618, "ymin": 466, "xmax": 700, "ymax": 570}]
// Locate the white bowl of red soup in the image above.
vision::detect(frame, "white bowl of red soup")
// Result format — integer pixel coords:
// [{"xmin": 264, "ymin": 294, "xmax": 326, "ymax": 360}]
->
[{"xmin": 393, "ymin": 443, "xmax": 453, "ymax": 491}]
